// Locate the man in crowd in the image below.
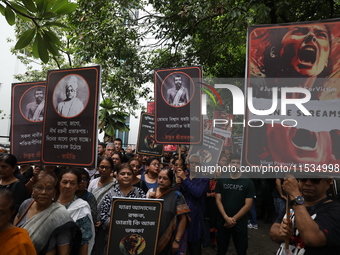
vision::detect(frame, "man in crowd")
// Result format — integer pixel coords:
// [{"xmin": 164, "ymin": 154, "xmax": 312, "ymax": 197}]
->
[
  {"xmin": 98, "ymin": 142, "xmax": 106, "ymax": 157},
  {"xmin": 105, "ymin": 143, "xmax": 115, "ymax": 158},
  {"xmin": 113, "ymin": 138, "xmax": 123, "ymax": 153},
  {"xmin": 215, "ymin": 154, "xmax": 255, "ymax": 255},
  {"xmin": 270, "ymin": 175, "xmax": 340, "ymax": 254},
  {"xmin": 166, "ymin": 75, "xmax": 189, "ymax": 106},
  {"xmin": 25, "ymin": 88, "xmax": 45, "ymax": 121}
]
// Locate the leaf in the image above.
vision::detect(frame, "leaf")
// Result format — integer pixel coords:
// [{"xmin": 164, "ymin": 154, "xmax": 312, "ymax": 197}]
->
[
  {"xmin": 44, "ymin": 30, "xmax": 62, "ymax": 45},
  {"xmin": 22, "ymin": 0, "xmax": 37, "ymax": 12},
  {"xmin": 50, "ymin": 0, "xmax": 67, "ymax": 12},
  {"xmin": 37, "ymin": 33, "xmax": 49, "ymax": 63},
  {"xmin": 8, "ymin": 1, "xmax": 28, "ymax": 15},
  {"xmin": 42, "ymin": 31, "xmax": 59, "ymax": 55},
  {"xmin": 54, "ymin": 3, "xmax": 77, "ymax": 15},
  {"xmin": 0, "ymin": 4, "xmax": 5, "ymax": 16},
  {"xmin": 15, "ymin": 28, "xmax": 36, "ymax": 49},
  {"xmin": 32, "ymin": 35, "xmax": 39, "ymax": 58},
  {"xmin": 42, "ymin": 12, "xmax": 58, "ymax": 19},
  {"xmin": 5, "ymin": 5, "xmax": 15, "ymax": 26}
]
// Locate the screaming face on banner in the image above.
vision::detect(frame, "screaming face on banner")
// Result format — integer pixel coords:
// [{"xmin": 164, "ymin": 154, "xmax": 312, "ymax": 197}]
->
[{"xmin": 244, "ymin": 20, "xmax": 340, "ymax": 177}]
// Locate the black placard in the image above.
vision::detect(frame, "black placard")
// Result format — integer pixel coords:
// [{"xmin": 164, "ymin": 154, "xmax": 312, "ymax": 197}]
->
[
  {"xmin": 136, "ymin": 113, "xmax": 163, "ymax": 156},
  {"xmin": 41, "ymin": 66, "xmax": 101, "ymax": 167},
  {"xmin": 106, "ymin": 198, "xmax": 162, "ymax": 255},
  {"xmin": 154, "ymin": 66, "xmax": 202, "ymax": 144},
  {"xmin": 11, "ymin": 81, "xmax": 45, "ymax": 164}
]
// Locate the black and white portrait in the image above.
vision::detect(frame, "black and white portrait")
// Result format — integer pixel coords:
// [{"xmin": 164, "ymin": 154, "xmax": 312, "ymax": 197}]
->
[{"xmin": 53, "ymin": 75, "xmax": 89, "ymax": 118}]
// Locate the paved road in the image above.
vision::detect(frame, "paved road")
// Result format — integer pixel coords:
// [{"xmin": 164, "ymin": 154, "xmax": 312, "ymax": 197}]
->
[{"xmin": 202, "ymin": 219, "xmax": 279, "ymax": 255}]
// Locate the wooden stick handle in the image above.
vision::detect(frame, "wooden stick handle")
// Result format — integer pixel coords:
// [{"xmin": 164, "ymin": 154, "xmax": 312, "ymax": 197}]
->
[{"xmin": 285, "ymin": 196, "xmax": 290, "ymax": 250}]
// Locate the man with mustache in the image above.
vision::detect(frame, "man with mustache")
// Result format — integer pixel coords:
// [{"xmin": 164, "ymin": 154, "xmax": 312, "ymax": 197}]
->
[{"xmin": 25, "ymin": 88, "xmax": 45, "ymax": 121}]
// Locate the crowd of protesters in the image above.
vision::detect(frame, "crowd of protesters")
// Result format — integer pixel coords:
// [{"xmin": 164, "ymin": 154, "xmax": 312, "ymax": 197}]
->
[{"xmin": 1, "ymin": 140, "xmax": 340, "ymax": 255}]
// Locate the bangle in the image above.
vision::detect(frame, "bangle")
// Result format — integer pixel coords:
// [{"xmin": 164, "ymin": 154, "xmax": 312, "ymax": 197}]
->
[{"xmin": 174, "ymin": 239, "xmax": 180, "ymax": 244}]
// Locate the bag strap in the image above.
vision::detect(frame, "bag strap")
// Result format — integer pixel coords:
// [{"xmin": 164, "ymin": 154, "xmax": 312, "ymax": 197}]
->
[{"xmin": 15, "ymin": 199, "xmax": 34, "ymax": 226}]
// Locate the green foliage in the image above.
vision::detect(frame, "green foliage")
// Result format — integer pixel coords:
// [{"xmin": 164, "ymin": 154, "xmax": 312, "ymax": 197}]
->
[
  {"xmin": 98, "ymin": 99, "xmax": 130, "ymax": 139},
  {"xmin": 1, "ymin": 0, "xmax": 77, "ymax": 63}
]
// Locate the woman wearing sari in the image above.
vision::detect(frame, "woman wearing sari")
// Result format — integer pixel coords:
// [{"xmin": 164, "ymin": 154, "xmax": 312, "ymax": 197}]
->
[
  {"xmin": 88, "ymin": 156, "xmax": 116, "ymax": 255},
  {"xmin": 58, "ymin": 168, "xmax": 95, "ymax": 255},
  {"xmin": 0, "ymin": 189, "xmax": 36, "ymax": 255},
  {"xmin": 15, "ymin": 171, "xmax": 81, "ymax": 255},
  {"xmin": 147, "ymin": 168, "xmax": 190, "ymax": 255}
]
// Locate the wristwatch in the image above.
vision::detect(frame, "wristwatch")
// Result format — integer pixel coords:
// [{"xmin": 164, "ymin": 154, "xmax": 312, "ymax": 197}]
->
[
  {"xmin": 174, "ymin": 239, "xmax": 180, "ymax": 244},
  {"xmin": 290, "ymin": 196, "xmax": 305, "ymax": 206}
]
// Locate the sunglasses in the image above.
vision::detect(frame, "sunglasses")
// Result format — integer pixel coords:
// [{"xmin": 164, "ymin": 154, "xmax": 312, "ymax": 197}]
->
[{"xmin": 298, "ymin": 178, "xmax": 322, "ymax": 184}]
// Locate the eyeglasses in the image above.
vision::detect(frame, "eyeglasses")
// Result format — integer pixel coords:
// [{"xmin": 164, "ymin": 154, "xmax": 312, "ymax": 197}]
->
[
  {"xmin": 298, "ymin": 178, "xmax": 322, "ymax": 184},
  {"xmin": 34, "ymin": 186, "xmax": 54, "ymax": 193},
  {"xmin": 119, "ymin": 172, "xmax": 133, "ymax": 176},
  {"xmin": 98, "ymin": 165, "xmax": 111, "ymax": 170}
]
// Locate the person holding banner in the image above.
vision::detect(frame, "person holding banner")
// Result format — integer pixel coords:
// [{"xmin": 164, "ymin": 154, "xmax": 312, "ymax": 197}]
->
[
  {"xmin": 100, "ymin": 163, "xmax": 146, "ymax": 229},
  {"xmin": 147, "ymin": 168, "xmax": 190, "ymax": 255},
  {"xmin": 176, "ymin": 154, "xmax": 210, "ymax": 254},
  {"xmin": 25, "ymin": 88, "xmax": 45, "ymax": 121},
  {"xmin": 269, "ymin": 175, "xmax": 340, "ymax": 255}
]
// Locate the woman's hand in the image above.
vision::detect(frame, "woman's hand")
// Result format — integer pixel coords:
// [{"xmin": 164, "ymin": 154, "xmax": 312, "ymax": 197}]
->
[{"xmin": 172, "ymin": 240, "xmax": 180, "ymax": 253}]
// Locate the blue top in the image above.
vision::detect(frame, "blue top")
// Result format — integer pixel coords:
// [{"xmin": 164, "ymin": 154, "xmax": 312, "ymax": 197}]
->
[{"xmin": 141, "ymin": 174, "xmax": 158, "ymax": 190}]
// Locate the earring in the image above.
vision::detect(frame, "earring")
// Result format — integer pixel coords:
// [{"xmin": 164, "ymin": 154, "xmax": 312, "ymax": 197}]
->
[{"xmin": 270, "ymin": 46, "xmax": 278, "ymax": 58}]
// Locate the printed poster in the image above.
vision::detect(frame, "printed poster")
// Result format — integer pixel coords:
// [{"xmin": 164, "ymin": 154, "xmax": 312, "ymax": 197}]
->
[
  {"xmin": 41, "ymin": 66, "xmax": 101, "ymax": 167},
  {"xmin": 11, "ymin": 81, "xmax": 45, "ymax": 164},
  {"xmin": 106, "ymin": 198, "xmax": 162, "ymax": 255},
  {"xmin": 244, "ymin": 19, "xmax": 340, "ymax": 176},
  {"xmin": 154, "ymin": 66, "xmax": 202, "ymax": 144}
]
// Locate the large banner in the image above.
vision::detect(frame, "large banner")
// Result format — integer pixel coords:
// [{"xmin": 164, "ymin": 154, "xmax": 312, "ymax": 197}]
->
[
  {"xmin": 106, "ymin": 198, "xmax": 162, "ymax": 255},
  {"xmin": 11, "ymin": 81, "xmax": 45, "ymax": 164},
  {"xmin": 154, "ymin": 66, "xmax": 202, "ymax": 144},
  {"xmin": 244, "ymin": 20, "xmax": 340, "ymax": 177},
  {"xmin": 41, "ymin": 66, "xmax": 101, "ymax": 167}
]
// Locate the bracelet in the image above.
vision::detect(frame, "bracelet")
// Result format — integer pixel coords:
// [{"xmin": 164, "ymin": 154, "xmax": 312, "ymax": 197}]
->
[{"xmin": 174, "ymin": 239, "xmax": 180, "ymax": 244}]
